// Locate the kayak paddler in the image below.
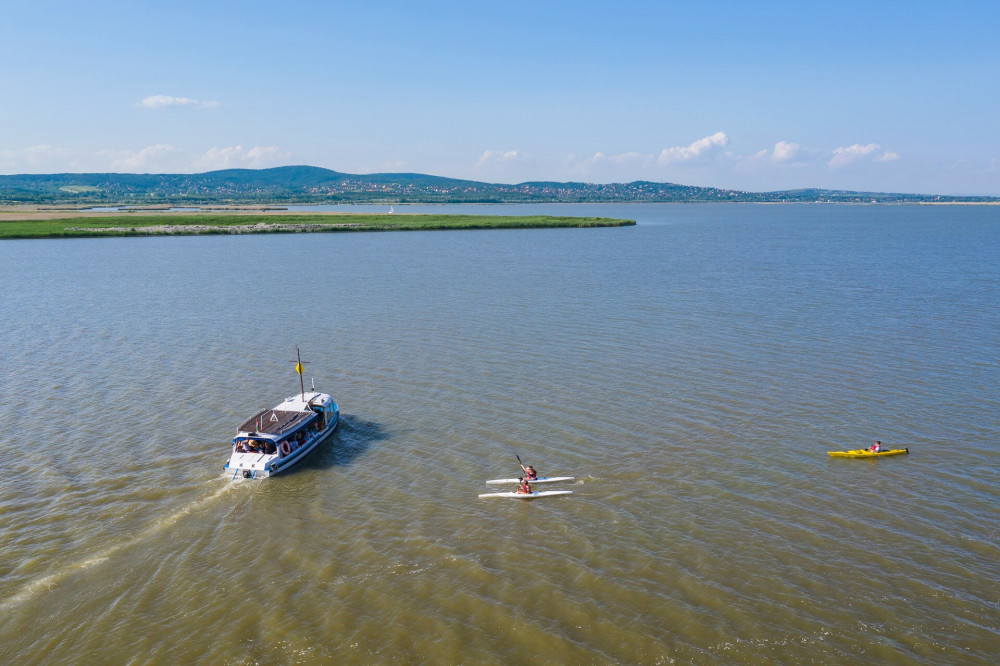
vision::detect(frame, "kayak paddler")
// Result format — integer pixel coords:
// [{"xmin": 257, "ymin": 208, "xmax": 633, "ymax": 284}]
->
[
  {"xmin": 520, "ymin": 463, "xmax": 538, "ymax": 480},
  {"xmin": 517, "ymin": 477, "xmax": 533, "ymax": 494},
  {"xmin": 869, "ymin": 441, "xmax": 883, "ymax": 453}
]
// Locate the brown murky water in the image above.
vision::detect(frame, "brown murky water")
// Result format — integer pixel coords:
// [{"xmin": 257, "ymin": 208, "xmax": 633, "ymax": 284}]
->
[{"xmin": 1, "ymin": 204, "xmax": 997, "ymax": 663}]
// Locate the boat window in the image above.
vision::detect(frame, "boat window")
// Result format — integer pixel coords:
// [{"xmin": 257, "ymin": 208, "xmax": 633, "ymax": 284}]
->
[{"xmin": 236, "ymin": 439, "xmax": 276, "ymax": 454}]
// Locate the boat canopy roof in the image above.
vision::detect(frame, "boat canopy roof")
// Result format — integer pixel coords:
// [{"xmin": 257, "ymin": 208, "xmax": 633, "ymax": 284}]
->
[
  {"xmin": 237, "ymin": 408, "xmax": 315, "ymax": 437},
  {"xmin": 235, "ymin": 392, "xmax": 333, "ymax": 438}
]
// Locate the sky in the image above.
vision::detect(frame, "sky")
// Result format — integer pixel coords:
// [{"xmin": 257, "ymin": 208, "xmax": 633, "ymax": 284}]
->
[{"xmin": 1, "ymin": 0, "xmax": 998, "ymax": 195}]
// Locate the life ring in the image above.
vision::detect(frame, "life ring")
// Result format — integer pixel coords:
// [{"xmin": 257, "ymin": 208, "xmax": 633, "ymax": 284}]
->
[{"xmin": 280, "ymin": 441, "xmax": 291, "ymax": 456}]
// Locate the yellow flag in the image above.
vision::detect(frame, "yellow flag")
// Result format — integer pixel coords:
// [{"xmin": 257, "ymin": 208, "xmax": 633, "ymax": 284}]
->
[{"xmin": 295, "ymin": 362, "xmax": 304, "ymax": 375}]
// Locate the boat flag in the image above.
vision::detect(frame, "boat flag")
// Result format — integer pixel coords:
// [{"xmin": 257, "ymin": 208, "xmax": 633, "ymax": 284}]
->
[{"xmin": 291, "ymin": 347, "xmax": 309, "ymax": 400}]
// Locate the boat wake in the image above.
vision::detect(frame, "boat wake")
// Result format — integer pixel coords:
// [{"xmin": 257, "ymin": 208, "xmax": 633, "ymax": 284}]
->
[{"xmin": 0, "ymin": 481, "xmax": 242, "ymax": 612}]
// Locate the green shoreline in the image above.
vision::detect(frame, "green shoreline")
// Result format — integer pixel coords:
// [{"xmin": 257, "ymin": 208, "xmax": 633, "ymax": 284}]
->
[{"xmin": 0, "ymin": 213, "xmax": 635, "ymax": 240}]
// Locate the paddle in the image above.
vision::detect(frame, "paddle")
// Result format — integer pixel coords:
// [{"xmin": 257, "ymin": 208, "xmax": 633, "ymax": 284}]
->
[
  {"xmin": 516, "ymin": 454, "xmax": 531, "ymax": 479},
  {"xmin": 515, "ymin": 454, "xmax": 532, "ymax": 493}
]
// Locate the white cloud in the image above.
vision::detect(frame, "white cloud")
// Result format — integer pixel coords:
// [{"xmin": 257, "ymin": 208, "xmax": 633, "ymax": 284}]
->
[
  {"xmin": 0, "ymin": 144, "xmax": 73, "ymax": 170},
  {"xmin": 137, "ymin": 95, "xmax": 220, "ymax": 109},
  {"xmin": 829, "ymin": 143, "xmax": 880, "ymax": 168},
  {"xmin": 566, "ymin": 148, "xmax": 670, "ymax": 173},
  {"xmin": 740, "ymin": 141, "xmax": 802, "ymax": 168},
  {"xmin": 559, "ymin": 136, "xmax": 731, "ymax": 181},
  {"xmin": 570, "ymin": 152, "xmax": 606, "ymax": 173},
  {"xmin": 90, "ymin": 144, "xmax": 284, "ymax": 172},
  {"xmin": 607, "ymin": 151, "xmax": 651, "ymax": 166},
  {"xmin": 245, "ymin": 146, "xmax": 280, "ymax": 163},
  {"xmin": 97, "ymin": 144, "xmax": 180, "ymax": 171},
  {"xmin": 24, "ymin": 144, "xmax": 64, "ymax": 162},
  {"xmin": 876, "ymin": 151, "xmax": 899, "ymax": 163},
  {"xmin": 771, "ymin": 141, "xmax": 800, "ymax": 163},
  {"xmin": 377, "ymin": 159, "xmax": 407, "ymax": 172},
  {"xmin": 657, "ymin": 131, "xmax": 728, "ymax": 165},
  {"xmin": 191, "ymin": 145, "xmax": 284, "ymax": 171},
  {"xmin": 476, "ymin": 149, "xmax": 519, "ymax": 167}
]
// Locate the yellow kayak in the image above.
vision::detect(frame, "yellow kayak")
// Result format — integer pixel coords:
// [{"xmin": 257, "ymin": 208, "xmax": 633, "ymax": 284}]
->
[{"xmin": 828, "ymin": 448, "xmax": 909, "ymax": 458}]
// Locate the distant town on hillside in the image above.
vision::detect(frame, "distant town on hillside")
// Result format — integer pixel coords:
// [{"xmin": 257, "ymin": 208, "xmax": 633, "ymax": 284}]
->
[{"xmin": 1, "ymin": 165, "xmax": 996, "ymax": 205}]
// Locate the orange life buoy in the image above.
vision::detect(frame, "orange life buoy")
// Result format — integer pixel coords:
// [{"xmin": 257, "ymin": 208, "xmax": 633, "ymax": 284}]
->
[{"xmin": 280, "ymin": 441, "xmax": 291, "ymax": 456}]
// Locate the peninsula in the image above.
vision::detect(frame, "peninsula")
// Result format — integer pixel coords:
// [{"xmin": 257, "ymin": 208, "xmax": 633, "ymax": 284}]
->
[{"xmin": 0, "ymin": 213, "xmax": 635, "ymax": 240}]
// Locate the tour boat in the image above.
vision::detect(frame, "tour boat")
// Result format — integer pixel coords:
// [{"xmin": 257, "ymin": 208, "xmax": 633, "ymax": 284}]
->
[{"xmin": 224, "ymin": 350, "xmax": 339, "ymax": 479}]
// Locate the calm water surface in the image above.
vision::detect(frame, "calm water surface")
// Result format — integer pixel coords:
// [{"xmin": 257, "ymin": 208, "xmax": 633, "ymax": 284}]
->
[{"xmin": 1, "ymin": 204, "xmax": 997, "ymax": 664}]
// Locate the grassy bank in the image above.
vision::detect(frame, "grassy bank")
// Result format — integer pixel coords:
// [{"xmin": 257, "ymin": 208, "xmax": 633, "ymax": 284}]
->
[{"xmin": 0, "ymin": 213, "xmax": 635, "ymax": 239}]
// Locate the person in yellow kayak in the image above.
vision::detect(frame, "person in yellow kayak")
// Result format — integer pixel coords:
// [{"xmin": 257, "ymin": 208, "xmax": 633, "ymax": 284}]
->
[{"xmin": 869, "ymin": 441, "xmax": 883, "ymax": 453}]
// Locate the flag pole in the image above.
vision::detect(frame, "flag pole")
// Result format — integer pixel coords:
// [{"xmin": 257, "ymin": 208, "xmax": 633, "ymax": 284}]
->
[{"xmin": 295, "ymin": 346, "xmax": 305, "ymax": 401}]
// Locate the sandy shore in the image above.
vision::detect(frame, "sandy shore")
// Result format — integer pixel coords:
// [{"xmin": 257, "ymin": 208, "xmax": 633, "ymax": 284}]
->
[
  {"xmin": 62, "ymin": 221, "xmax": 369, "ymax": 234},
  {"xmin": 0, "ymin": 207, "xmax": 352, "ymax": 222}
]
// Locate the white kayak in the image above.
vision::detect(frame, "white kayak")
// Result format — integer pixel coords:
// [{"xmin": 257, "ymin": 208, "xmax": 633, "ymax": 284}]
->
[
  {"xmin": 478, "ymin": 490, "xmax": 573, "ymax": 499},
  {"xmin": 485, "ymin": 476, "xmax": 575, "ymax": 485}
]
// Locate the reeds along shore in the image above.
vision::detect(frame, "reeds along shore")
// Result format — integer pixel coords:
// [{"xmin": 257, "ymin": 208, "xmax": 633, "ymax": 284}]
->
[{"xmin": 0, "ymin": 213, "xmax": 635, "ymax": 239}]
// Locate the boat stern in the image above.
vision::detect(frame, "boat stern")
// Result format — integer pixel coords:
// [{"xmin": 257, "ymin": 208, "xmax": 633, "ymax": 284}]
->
[{"xmin": 224, "ymin": 451, "xmax": 279, "ymax": 479}]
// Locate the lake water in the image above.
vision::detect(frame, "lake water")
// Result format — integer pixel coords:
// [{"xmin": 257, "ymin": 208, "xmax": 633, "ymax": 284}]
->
[{"xmin": 1, "ymin": 203, "xmax": 997, "ymax": 664}]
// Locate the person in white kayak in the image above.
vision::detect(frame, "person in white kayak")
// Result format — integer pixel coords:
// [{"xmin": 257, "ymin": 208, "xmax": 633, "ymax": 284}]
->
[
  {"xmin": 520, "ymin": 463, "xmax": 538, "ymax": 480},
  {"xmin": 517, "ymin": 478, "xmax": 533, "ymax": 494}
]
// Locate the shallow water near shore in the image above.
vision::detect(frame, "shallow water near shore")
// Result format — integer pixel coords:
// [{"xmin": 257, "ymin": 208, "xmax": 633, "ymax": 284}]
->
[{"xmin": 1, "ymin": 203, "xmax": 997, "ymax": 664}]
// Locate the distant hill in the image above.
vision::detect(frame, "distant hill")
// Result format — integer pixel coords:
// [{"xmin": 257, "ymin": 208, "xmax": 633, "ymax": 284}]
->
[{"xmin": 0, "ymin": 166, "xmax": 995, "ymax": 205}]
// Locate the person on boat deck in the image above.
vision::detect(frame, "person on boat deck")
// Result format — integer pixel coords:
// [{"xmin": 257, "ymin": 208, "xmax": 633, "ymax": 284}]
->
[
  {"xmin": 517, "ymin": 477, "xmax": 533, "ymax": 494},
  {"xmin": 869, "ymin": 441, "xmax": 883, "ymax": 453},
  {"xmin": 520, "ymin": 464, "xmax": 538, "ymax": 480}
]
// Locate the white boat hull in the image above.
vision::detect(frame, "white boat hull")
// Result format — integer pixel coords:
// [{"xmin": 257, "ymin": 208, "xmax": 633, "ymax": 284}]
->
[
  {"xmin": 485, "ymin": 476, "xmax": 574, "ymax": 485},
  {"xmin": 478, "ymin": 490, "xmax": 573, "ymax": 499},
  {"xmin": 227, "ymin": 418, "xmax": 338, "ymax": 479}
]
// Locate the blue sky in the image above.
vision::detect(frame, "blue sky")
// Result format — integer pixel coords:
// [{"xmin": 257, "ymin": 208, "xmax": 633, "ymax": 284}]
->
[{"xmin": 2, "ymin": 0, "xmax": 998, "ymax": 194}]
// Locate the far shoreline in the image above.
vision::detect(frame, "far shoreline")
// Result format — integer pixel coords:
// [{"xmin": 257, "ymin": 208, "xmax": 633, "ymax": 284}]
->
[
  {"xmin": 3, "ymin": 198, "xmax": 1000, "ymax": 224},
  {"xmin": 0, "ymin": 201, "xmax": 1000, "ymax": 222}
]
